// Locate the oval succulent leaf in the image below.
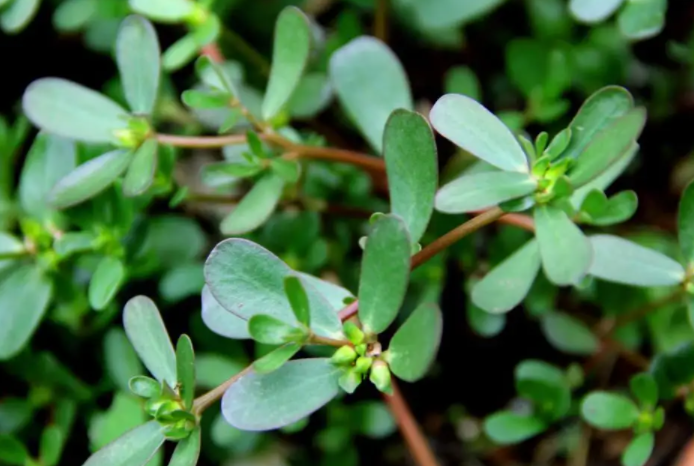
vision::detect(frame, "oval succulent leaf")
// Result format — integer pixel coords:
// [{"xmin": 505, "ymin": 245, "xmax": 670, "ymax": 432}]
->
[
  {"xmin": 484, "ymin": 411, "xmax": 547, "ymax": 445},
  {"xmin": 123, "ymin": 139, "xmax": 158, "ymax": 197},
  {"xmin": 248, "ymin": 314, "xmax": 300, "ymax": 345},
  {"xmin": 358, "ymin": 214, "xmax": 411, "ymax": 334},
  {"xmin": 581, "ymin": 391, "xmax": 639, "ymax": 430},
  {"xmin": 388, "ymin": 303, "xmax": 442, "ymax": 382},
  {"xmin": 383, "ymin": 109, "xmax": 438, "ymax": 243},
  {"xmin": 222, "ymin": 358, "xmax": 340, "ymax": 431},
  {"xmin": 540, "ymin": 311, "xmax": 599, "ymax": 356},
  {"xmin": 435, "ymin": 171, "xmax": 537, "ymax": 214},
  {"xmin": 220, "ymin": 173, "xmax": 284, "ymax": 235},
  {"xmin": 252, "ymin": 343, "xmax": 302, "ymax": 374},
  {"xmin": 329, "ymin": 36, "xmax": 412, "ymax": 153},
  {"xmin": 22, "ymin": 78, "xmax": 129, "ymax": 144},
  {"xmin": 261, "ymin": 7, "xmax": 312, "ymax": 120},
  {"xmin": 176, "ymin": 335, "xmax": 195, "ymax": 409},
  {"xmin": 622, "ymin": 432, "xmax": 655, "ymax": 466},
  {"xmin": 472, "ymin": 238, "xmax": 540, "ymax": 314},
  {"xmin": 588, "ymin": 234, "xmax": 685, "ymax": 287},
  {"xmin": 82, "ymin": 420, "xmax": 165, "ymax": 466},
  {"xmin": 116, "ymin": 15, "xmax": 161, "ymax": 114},
  {"xmin": 430, "ymin": 93, "xmax": 529, "ymax": 173},
  {"xmin": 200, "ymin": 285, "xmax": 251, "ymax": 339},
  {"xmin": 168, "ymin": 427, "xmax": 201, "ymax": 466},
  {"xmin": 123, "ymin": 296, "xmax": 177, "ymax": 387},
  {"xmin": 569, "ymin": 0, "xmax": 626, "ymax": 23},
  {"xmin": 128, "ymin": 0, "xmax": 194, "ymax": 23},
  {"xmin": 88, "ymin": 256, "xmax": 126, "ymax": 311},
  {"xmin": 630, "ymin": 373, "xmax": 658, "ymax": 408},
  {"xmin": 617, "ymin": 0, "xmax": 666, "ymax": 41}
]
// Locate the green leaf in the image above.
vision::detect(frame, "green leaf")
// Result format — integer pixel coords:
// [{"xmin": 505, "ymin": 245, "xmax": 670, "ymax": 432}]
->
[
  {"xmin": 83, "ymin": 420, "xmax": 165, "ymax": 466},
  {"xmin": 544, "ymin": 128, "xmax": 572, "ymax": 160},
  {"xmin": 678, "ymin": 180, "xmax": 694, "ymax": 266},
  {"xmin": 201, "ymin": 285, "xmax": 250, "ymax": 339},
  {"xmin": 195, "ymin": 354, "xmax": 245, "ymax": 389},
  {"xmin": 358, "ymin": 214, "xmax": 411, "ymax": 334},
  {"xmin": 383, "ymin": 109, "xmax": 438, "ymax": 243},
  {"xmin": 49, "ymin": 149, "xmax": 133, "ymax": 209},
  {"xmin": 515, "ymin": 359, "xmax": 571, "ymax": 420},
  {"xmin": 168, "ymin": 427, "xmax": 201, "ymax": 466},
  {"xmin": 22, "ymin": 78, "xmax": 129, "ymax": 144},
  {"xmin": 162, "ymin": 34, "xmax": 199, "ymax": 72},
  {"xmin": 176, "ymin": 335, "xmax": 195, "ymax": 409},
  {"xmin": 128, "ymin": 0, "xmax": 194, "ymax": 23},
  {"xmin": 630, "ymin": 373, "xmax": 658, "ymax": 407},
  {"xmin": 471, "ymin": 239, "xmax": 540, "ymax": 314},
  {"xmin": 123, "ymin": 296, "xmax": 177, "ymax": 387},
  {"xmin": 261, "ymin": 7, "xmax": 312, "ymax": 120},
  {"xmin": 540, "ymin": 311, "xmax": 599, "ymax": 355},
  {"xmin": 0, "ymin": 435, "xmax": 28, "ymax": 465},
  {"xmin": 0, "ymin": 0, "xmax": 40, "ymax": 33},
  {"xmin": 483, "ymin": 412, "xmax": 547, "ymax": 445},
  {"xmin": 562, "ymin": 86, "xmax": 634, "ymax": 161},
  {"xmin": 588, "ymin": 234, "xmax": 685, "ymax": 286},
  {"xmin": 287, "ymin": 73, "xmax": 333, "ymax": 119},
  {"xmin": 88, "ymin": 392, "xmax": 147, "ymax": 451},
  {"xmin": 200, "ymin": 160, "xmax": 262, "ymax": 184},
  {"xmin": 622, "ymin": 432, "xmax": 655, "ymax": 466},
  {"xmin": 18, "ymin": 132, "xmax": 76, "ymax": 220},
  {"xmin": 223, "ymin": 358, "xmax": 340, "ymax": 430},
  {"xmin": 181, "ymin": 89, "xmax": 231, "ymax": 109},
  {"xmin": 569, "ymin": 0, "xmax": 625, "ymax": 23},
  {"xmin": 617, "ymin": 0, "xmax": 666, "ymax": 41},
  {"xmin": 444, "ymin": 66, "xmax": 481, "ymax": 101},
  {"xmin": 388, "ymin": 303, "xmax": 442, "ymax": 382},
  {"xmin": 571, "ymin": 142, "xmax": 638, "ymax": 207},
  {"xmin": 435, "ymin": 171, "xmax": 537, "ymax": 214},
  {"xmin": 220, "ymin": 173, "xmax": 284, "ymax": 235},
  {"xmin": 253, "ymin": 342, "xmax": 302, "ymax": 374},
  {"xmin": 128, "ymin": 376, "xmax": 159, "ymax": 398},
  {"xmin": 296, "ymin": 272, "xmax": 354, "ymax": 310},
  {"xmin": 248, "ymin": 314, "xmax": 301, "ymax": 345},
  {"xmin": 270, "ymin": 159, "xmax": 300, "ymax": 183},
  {"xmin": 39, "ymin": 425, "xmax": 63, "ymax": 466},
  {"xmin": 104, "ymin": 328, "xmax": 144, "ymax": 392},
  {"xmin": 330, "ymin": 37, "xmax": 412, "ymax": 152},
  {"xmin": 205, "ymin": 239, "xmax": 343, "ymax": 338},
  {"xmin": 430, "ymin": 94, "xmax": 529, "ymax": 173},
  {"xmin": 284, "ymin": 276, "xmax": 310, "ymax": 327},
  {"xmin": 534, "ymin": 205, "xmax": 592, "ymax": 285},
  {"xmin": 116, "ymin": 15, "xmax": 161, "ymax": 114},
  {"xmin": 579, "ymin": 190, "xmax": 638, "ymax": 226},
  {"xmin": 53, "ymin": 0, "xmax": 96, "ymax": 32},
  {"xmin": 568, "ymin": 107, "xmax": 646, "ymax": 188},
  {"xmin": 0, "ymin": 265, "xmax": 53, "ymax": 360},
  {"xmin": 467, "ymin": 302, "xmax": 506, "ymax": 337},
  {"xmin": 0, "ymin": 398, "xmax": 33, "ymax": 434},
  {"xmin": 89, "ymin": 257, "xmax": 126, "ymax": 311},
  {"xmin": 405, "ymin": 0, "xmax": 506, "ymax": 30},
  {"xmin": 123, "ymin": 139, "xmax": 158, "ymax": 196},
  {"xmin": 581, "ymin": 391, "xmax": 639, "ymax": 430}
]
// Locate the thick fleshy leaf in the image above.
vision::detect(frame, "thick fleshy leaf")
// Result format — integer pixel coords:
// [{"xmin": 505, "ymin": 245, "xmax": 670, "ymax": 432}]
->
[
  {"xmin": 168, "ymin": 427, "xmax": 201, "ymax": 466},
  {"xmin": 252, "ymin": 343, "xmax": 302, "ymax": 374},
  {"xmin": 295, "ymin": 272, "xmax": 354, "ymax": 310},
  {"xmin": 571, "ymin": 142, "xmax": 638, "ymax": 207},
  {"xmin": 383, "ymin": 109, "xmax": 438, "ymax": 243},
  {"xmin": 358, "ymin": 215, "xmax": 411, "ymax": 334},
  {"xmin": 123, "ymin": 296, "xmax": 177, "ymax": 387},
  {"xmin": 581, "ymin": 392, "xmax": 639, "ymax": 430},
  {"xmin": 388, "ymin": 303, "xmax": 442, "ymax": 382},
  {"xmin": 562, "ymin": 86, "xmax": 634, "ymax": 161},
  {"xmin": 617, "ymin": 0, "xmax": 666, "ymax": 40},
  {"xmin": 588, "ymin": 234, "xmax": 685, "ymax": 286},
  {"xmin": 569, "ymin": 0, "xmax": 625, "ymax": 23},
  {"xmin": 540, "ymin": 312, "xmax": 599, "ymax": 356},
  {"xmin": 116, "ymin": 15, "xmax": 160, "ymax": 114},
  {"xmin": 622, "ymin": 432, "xmax": 655, "ymax": 466},
  {"xmin": 176, "ymin": 335, "xmax": 195, "ymax": 409},
  {"xmin": 104, "ymin": 329, "xmax": 144, "ymax": 392},
  {"xmin": 49, "ymin": 150, "xmax": 133, "ymax": 209},
  {"xmin": 678, "ymin": 180, "xmax": 694, "ymax": 266},
  {"xmin": 39, "ymin": 425, "xmax": 63, "ymax": 466},
  {"xmin": 630, "ymin": 373, "xmax": 658, "ymax": 407},
  {"xmin": 0, "ymin": 265, "xmax": 53, "ymax": 360},
  {"xmin": 0, "ymin": 0, "xmax": 40, "ymax": 33},
  {"xmin": 123, "ymin": 139, "xmax": 158, "ymax": 196},
  {"xmin": 128, "ymin": 0, "xmax": 194, "ymax": 23},
  {"xmin": 579, "ymin": 190, "xmax": 638, "ymax": 226},
  {"xmin": 261, "ymin": 7, "xmax": 311, "ymax": 120},
  {"xmin": 405, "ymin": 0, "xmax": 506, "ymax": 30},
  {"xmin": 19, "ymin": 133, "xmax": 76, "ymax": 220},
  {"xmin": 284, "ymin": 276, "xmax": 310, "ymax": 327},
  {"xmin": 220, "ymin": 173, "xmax": 284, "ymax": 235},
  {"xmin": 82, "ymin": 421, "xmax": 165, "ymax": 466},
  {"xmin": 89, "ymin": 257, "xmax": 126, "ymax": 311},
  {"xmin": 204, "ymin": 239, "xmax": 343, "ymax": 338},
  {"xmin": 430, "ymin": 94, "xmax": 528, "ymax": 173},
  {"xmin": 471, "ymin": 239, "xmax": 540, "ymax": 314},
  {"xmin": 568, "ymin": 108, "xmax": 646, "ymax": 188},
  {"xmin": 22, "ymin": 78, "xmax": 129, "ymax": 143},
  {"xmin": 484, "ymin": 412, "xmax": 547, "ymax": 445},
  {"xmin": 435, "ymin": 171, "xmax": 536, "ymax": 214},
  {"xmin": 222, "ymin": 358, "xmax": 340, "ymax": 431},
  {"xmin": 287, "ymin": 73, "xmax": 333, "ymax": 119},
  {"xmin": 534, "ymin": 205, "xmax": 592, "ymax": 285},
  {"xmin": 200, "ymin": 285, "xmax": 250, "ymax": 339},
  {"xmin": 330, "ymin": 36, "xmax": 412, "ymax": 153},
  {"xmin": 248, "ymin": 315, "xmax": 299, "ymax": 345}
]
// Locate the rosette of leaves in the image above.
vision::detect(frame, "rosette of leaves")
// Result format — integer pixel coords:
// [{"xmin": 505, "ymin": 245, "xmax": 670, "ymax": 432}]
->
[
  {"xmin": 432, "ymin": 86, "xmax": 648, "ymax": 314},
  {"xmin": 22, "ymin": 15, "xmax": 163, "ymax": 208},
  {"xmin": 483, "ymin": 360, "xmax": 578, "ymax": 444},
  {"xmin": 82, "ymin": 296, "xmax": 202, "ymax": 466},
  {"xmin": 581, "ymin": 373, "xmax": 664, "ymax": 466},
  {"xmin": 0, "ymin": 0, "xmax": 40, "ymax": 34},
  {"xmin": 128, "ymin": 0, "xmax": 220, "ymax": 71},
  {"xmin": 569, "ymin": 0, "xmax": 667, "ymax": 41}
]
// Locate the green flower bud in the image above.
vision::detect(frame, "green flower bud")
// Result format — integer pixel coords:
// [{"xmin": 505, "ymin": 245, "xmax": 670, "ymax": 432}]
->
[
  {"xmin": 338, "ymin": 368, "xmax": 362, "ymax": 394},
  {"xmin": 343, "ymin": 321, "xmax": 364, "ymax": 345},
  {"xmin": 354, "ymin": 356, "xmax": 373, "ymax": 374},
  {"xmin": 331, "ymin": 345, "xmax": 357, "ymax": 365},
  {"xmin": 369, "ymin": 360, "xmax": 392, "ymax": 395}
]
